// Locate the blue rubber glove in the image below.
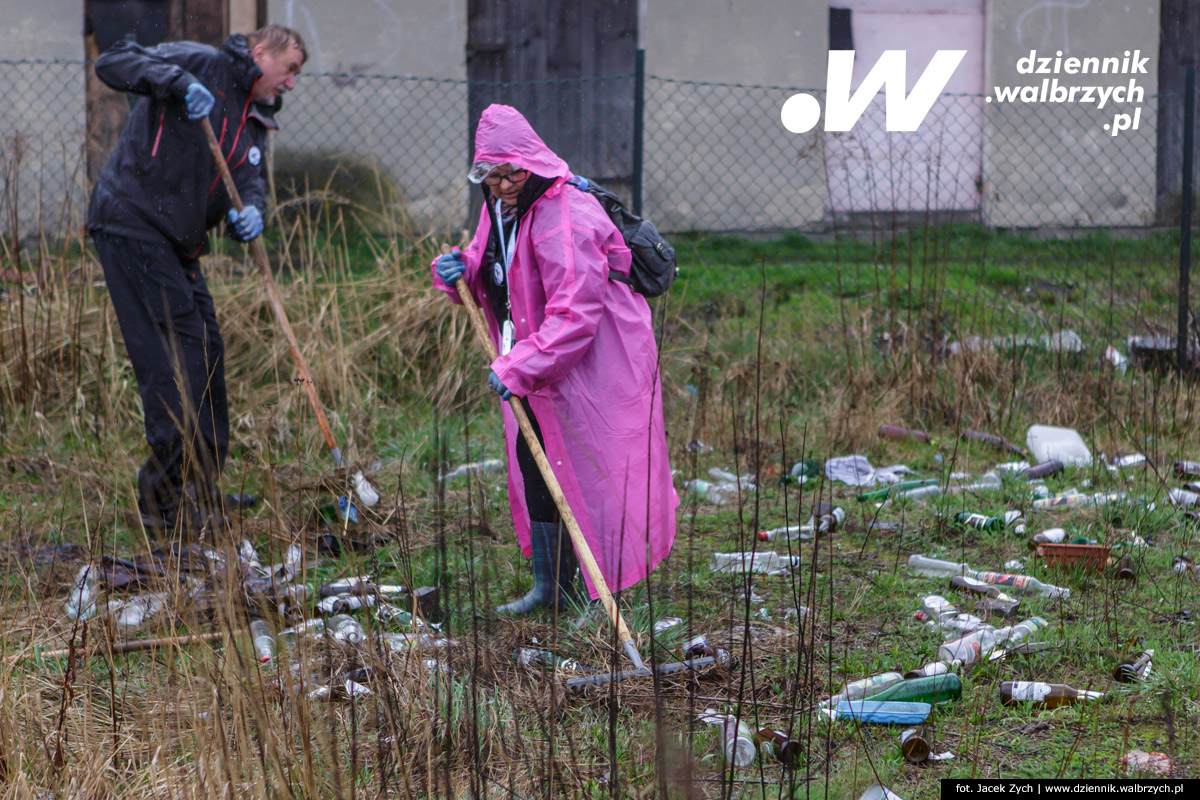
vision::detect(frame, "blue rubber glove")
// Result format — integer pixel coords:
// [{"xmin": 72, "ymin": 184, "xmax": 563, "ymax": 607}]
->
[
  {"xmin": 227, "ymin": 206, "xmax": 263, "ymax": 241},
  {"xmin": 435, "ymin": 247, "xmax": 465, "ymax": 286},
  {"xmin": 488, "ymin": 370, "xmax": 513, "ymax": 401},
  {"xmin": 184, "ymin": 82, "xmax": 214, "ymax": 120}
]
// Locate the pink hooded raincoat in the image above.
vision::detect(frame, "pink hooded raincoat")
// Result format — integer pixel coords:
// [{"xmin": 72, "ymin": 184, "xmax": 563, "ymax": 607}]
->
[{"xmin": 431, "ymin": 105, "xmax": 677, "ymax": 597}]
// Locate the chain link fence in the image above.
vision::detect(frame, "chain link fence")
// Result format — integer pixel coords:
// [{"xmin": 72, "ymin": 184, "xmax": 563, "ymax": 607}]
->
[{"xmin": 0, "ymin": 59, "xmax": 1195, "ymax": 242}]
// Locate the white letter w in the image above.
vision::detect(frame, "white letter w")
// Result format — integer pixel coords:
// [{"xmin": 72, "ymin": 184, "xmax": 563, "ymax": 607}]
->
[{"xmin": 824, "ymin": 50, "xmax": 966, "ymax": 132}]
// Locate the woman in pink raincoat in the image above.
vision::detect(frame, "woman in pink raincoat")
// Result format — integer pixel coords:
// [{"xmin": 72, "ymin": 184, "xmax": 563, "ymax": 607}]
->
[{"xmin": 432, "ymin": 104, "xmax": 677, "ymax": 615}]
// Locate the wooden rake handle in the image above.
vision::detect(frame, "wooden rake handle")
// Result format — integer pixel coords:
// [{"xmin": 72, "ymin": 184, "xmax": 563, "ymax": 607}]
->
[
  {"xmin": 443, "ymin": 246, "xmax": 645, "ymax": 669},
  {"xmin": 199, "ymin": 118, "xmax": 344, "ymax": 467}
]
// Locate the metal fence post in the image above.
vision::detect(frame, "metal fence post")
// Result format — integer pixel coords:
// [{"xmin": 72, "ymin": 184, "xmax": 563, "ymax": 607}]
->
[
  {"xmin": 633, "ymin": 48, "xmax": 645, "ymax": 217},
  {"xmin": 1179, "ymin": 65, "xmax": 1195, "ymax": 373}
]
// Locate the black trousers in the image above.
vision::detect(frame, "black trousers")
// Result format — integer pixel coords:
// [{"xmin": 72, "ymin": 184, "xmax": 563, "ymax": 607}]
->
[
  {"xmin": 92, "ymin": 231, "xmax": 229, "ymax": 529},
  {"xmin": 514, "ymin": 398, "xmax": 560, "ymax": 525}
]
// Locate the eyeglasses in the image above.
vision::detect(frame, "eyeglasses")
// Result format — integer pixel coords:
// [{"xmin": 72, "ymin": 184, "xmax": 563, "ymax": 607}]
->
[{"xmin": 483, "ymin": 168, "xmax": 529, "ymax": 187}]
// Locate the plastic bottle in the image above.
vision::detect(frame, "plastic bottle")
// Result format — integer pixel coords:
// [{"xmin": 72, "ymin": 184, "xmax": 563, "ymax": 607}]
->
[
  {"xmin": 319, "ymin": 576, "xmax": 376, "ymax": 598},
  {"xmin": 867, "ymin": 673, "xmax": 961, "ymax": 705},
  {"xmin": 988, "ymin": 641, "xmax": 1058, "ymax": 661},
  {"xmin": 950, "ymin": 575, "xmax": 1016, "ymax": 602},
  {"xmin": 1113, "ymin": 649, "xmax": 1153, "ymax": 682},
  {"xmin": 702, "ymin": 716, "xmax": 755, "ymax": 766},
  {"xmin": 439, "ymin": 458, "xmax": 504, "ymax": 482},
  {"xmin": 973, "ymin": 571, "xmax": 1070, "ymax": 599},
  {"xmin": 835, "ymin": 700, "xmax": 931, "ymax": 724},
  {"xmin": 825, "ymin": 671, "xmax": 906, "ymax": 707},
  {"xmin": 327, "ymin": 614, "xmax": 366, "ymax": 643},
  {"xmin": 886, "ymin": 484, "xmax": 942, "ymax": 503},
  {"xmin": 907, "ymin": 555, "xmax": 975, "ymax": 578},
  {"xmin": 708, "ymin": 468, "xmax": 756, "ymax": 491},
  {"xmin": 999, "ymin": 681, "xmax": 1104, "ymax": 708},
  {"xmin": 685, "ymin": 479, "xmax": 736, "ymax": 506},
  {"xmin": 237, "ymin": 540, "xmax": 262, "ymax": 572},
  {"xmin": 757, "ymin": 523, "xmax": 813, "ymax": 542},
  {"xmin": 710, "ymin": 551, "xmax": 784, "ymax": 574},
  {"xmin": 1002, "ymin": 616, "xmax": 1048, "ymax": 645},
  {"xmin": 250, "ymin": 619, "xmax": 276, "ymax": 663},
  {"xmin": 900, "ymin": 728, "xmax": 930, "ymax": 763},
  {"xmin": 938, "ymin": 627, "xmax": 1005, "ymax": 664},
  {"xmin": 64, "ymin": 564, "xmax": 98, "ymax": 621}
]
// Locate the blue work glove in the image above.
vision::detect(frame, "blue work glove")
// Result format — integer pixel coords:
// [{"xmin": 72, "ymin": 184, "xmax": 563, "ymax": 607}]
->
[
  {"xmin": 435, "ymin": 247, "xmax": 465, "ymax": 286},
  {"xmin": 184, "ymin": 82, "xmax": 214, "ymax": 120},
  {"xmin": 488, "ymin": 370, "xmax": 513, "ymax": 401},
  {"xmin": 227, "ymin": 206, "xmax": 263, "ymax": 241}
]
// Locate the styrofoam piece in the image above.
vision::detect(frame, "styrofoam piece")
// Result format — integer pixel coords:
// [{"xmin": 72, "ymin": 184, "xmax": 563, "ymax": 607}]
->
[{"xmin": 1026, "ymin": 425, "xmax": 1092, "ymax": 467}]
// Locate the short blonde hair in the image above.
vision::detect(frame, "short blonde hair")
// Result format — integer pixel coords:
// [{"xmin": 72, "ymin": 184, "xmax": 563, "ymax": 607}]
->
[{"xmin": 248, "ymin": 24, "xmax": 307, "ymax": 64}]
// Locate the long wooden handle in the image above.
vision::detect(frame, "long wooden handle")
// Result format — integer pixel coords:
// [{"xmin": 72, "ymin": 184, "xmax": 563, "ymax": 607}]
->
[
  {"xmin": 4, "ymin": 630, "xmax": 243, "ymax": 665},
  {"xmin": 200, "ymin": 119, "xmax": 343, "ymax": 467},
  {"xmin": 442, "ymin": 246, "xmax": 644, "ymax": 668}
]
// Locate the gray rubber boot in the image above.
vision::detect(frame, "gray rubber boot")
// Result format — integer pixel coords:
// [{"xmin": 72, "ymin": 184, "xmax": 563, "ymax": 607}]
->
[{"xmin": 496, "ymin": 521, "xmax": 577, "ymax": 616}]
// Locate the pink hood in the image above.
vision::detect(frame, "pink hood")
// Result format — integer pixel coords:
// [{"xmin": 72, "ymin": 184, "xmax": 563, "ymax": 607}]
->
[{"xmin": 474, "ymin": 104, "xmax": 570, "ymax": 181}]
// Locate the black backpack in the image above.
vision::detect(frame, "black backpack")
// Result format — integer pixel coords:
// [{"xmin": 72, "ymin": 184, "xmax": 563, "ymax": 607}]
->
[{"xmin": 571, "ymin": 177, "xmax": 678, "ymax": 297}]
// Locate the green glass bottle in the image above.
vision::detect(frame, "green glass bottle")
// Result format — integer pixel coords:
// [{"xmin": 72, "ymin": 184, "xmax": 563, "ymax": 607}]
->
[
  {"xmin": 866, "ymin": 673, "xmax": 962, "ymax": 706},
  {"xmin": 953, "ymin": 511, "xmax": 1005, "ymax": 531},
  {"xmin": 856, "ymin": 479, "xmax": 939, "ymax": 502}
]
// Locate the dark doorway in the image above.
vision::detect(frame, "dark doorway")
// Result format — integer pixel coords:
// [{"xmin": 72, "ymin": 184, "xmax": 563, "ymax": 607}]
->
[{"xmin": 466, "ymin": 0, "xmax": 637, "ymax": 203}]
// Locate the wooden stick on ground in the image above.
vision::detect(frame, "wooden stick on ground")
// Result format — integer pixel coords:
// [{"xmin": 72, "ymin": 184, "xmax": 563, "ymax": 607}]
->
[
  {"xmin": 4, "ymin": 630, "xmax": 244, "ymax": 665},
  {"xmin": 442, "ymin": 245, "xmax": 645, "ymax": 670}
]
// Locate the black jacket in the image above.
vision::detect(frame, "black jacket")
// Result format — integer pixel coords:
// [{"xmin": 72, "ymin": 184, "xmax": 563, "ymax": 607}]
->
[{"xmin": 87, "ymin": 34, "xmax": 277, "ymax": 258}]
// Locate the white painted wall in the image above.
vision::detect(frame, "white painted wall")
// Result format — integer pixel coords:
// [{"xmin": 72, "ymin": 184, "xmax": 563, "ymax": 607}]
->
[
  {"xmin": 266, "ymin": 0, "xmax": 469, "ymax": 231},
  {"xmin": 640, "ymin": 0, "xmax": 829, "ymax": 231},
  {"xmin": 0, "ymin": 0, "xmax": 86, "ymax": 239}
]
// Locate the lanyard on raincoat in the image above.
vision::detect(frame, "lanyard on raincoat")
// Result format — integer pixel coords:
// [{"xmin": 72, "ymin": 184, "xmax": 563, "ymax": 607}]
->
[{"xmin": 494, "ymin": 198, "xmax": 518, "ymax": 355}]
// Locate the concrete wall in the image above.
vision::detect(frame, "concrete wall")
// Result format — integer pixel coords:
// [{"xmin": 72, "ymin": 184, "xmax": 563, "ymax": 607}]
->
[
  {"xmin": 984, "ymin": 0, "xmax": 1159, "ymax": 227},
  {"xmin": 266, "ymin": 0, "xmax": 470, "ymax": 232},
  {"xmin": 640, "ymin": 0, "xmax": 828, "ymax": 231},
  {"xmin": 0, "ymin": 0, "xmax": 87, "ymax": 240}
]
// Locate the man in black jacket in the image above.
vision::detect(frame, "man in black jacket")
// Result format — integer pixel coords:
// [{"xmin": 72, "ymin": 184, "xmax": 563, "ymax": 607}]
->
[{"xmin": 87, "ymin": 25, "xmax": 306, "ymax": 537}]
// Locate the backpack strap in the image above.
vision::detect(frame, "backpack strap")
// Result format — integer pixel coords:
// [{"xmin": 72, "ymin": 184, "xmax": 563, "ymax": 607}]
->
[{"xmin": 569, "ymin": 175, "xmax": 632, "ymax": 288}]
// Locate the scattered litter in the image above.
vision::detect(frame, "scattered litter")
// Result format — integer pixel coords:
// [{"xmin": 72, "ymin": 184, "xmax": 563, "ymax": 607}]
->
[
  {"xmin": 860, "ymin": 785, "xmax": 905, "ymax": 800},
  {"xmin": 825, "ymin": 455, "xmax": 916, "ymax": 487},
  {"xmin": 1105, "ymin": 345, "xmax": 1129, "ymax": 372},
  {"xmin": 697, "ymin": 710, "xmax": 756, "ymax": 767},
  {"xmin": 438, "ymin": 458, "xmax": 504, "ymax": 482},
  {"xmin": 1120, "ymin": 750, "xmax": 1172, "ymax": 776},
  {"xmin": 653, "ymin": 616, "xmax": 683, "ymax": 634},
  {"xmin": 708, "ymin": 468, "xmax": 755, "ymax": 490},
  {"xmin": 1015, "ymin": 721, "xmax": 1051, "ymax": 735},
  {"xmin": 1003, "ymin": 559, "xmax": 1024, "ymax": 571},
  {"xmin": 948, "ymin": 329, "xmax": 1083, "ymax": 355},
  {"xmin": 1111, "ymin": 453, "xmax": 1147, "ymax": 469},
  {"xmin": 684, "ymin": 439, "xmax": 712, "ymax": 454},
  {"xmin": 710, "ymin": 551, "xmax": 795, "ymax": 575},
  {"xmin": 834, "ymin": 700, "xmax": 931, "ymax": 724}
]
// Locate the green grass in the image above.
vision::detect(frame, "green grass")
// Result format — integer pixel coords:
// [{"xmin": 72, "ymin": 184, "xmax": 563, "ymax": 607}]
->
[{"xmin": 1, "ymin": 222, "xmax": 1198, "ymax": 797}]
